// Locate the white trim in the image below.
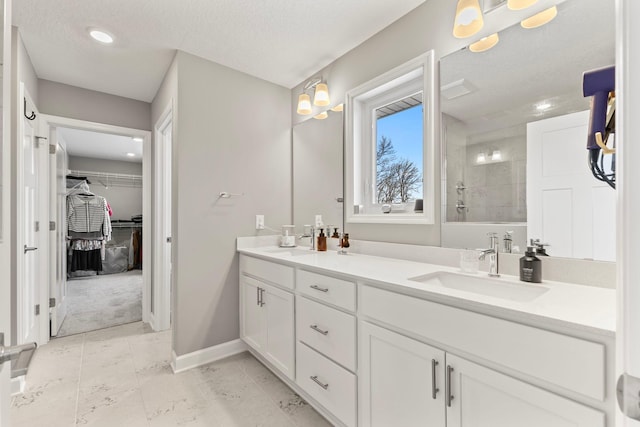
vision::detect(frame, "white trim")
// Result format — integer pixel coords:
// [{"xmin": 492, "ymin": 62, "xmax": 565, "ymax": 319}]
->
[
  {"xmin": 10, "ymin": 376, "xmax": 25, "ymax": 396},
  {"xmin": 171, "ymin": 339, "xmax": 248, "ymax": 373},
  {"xmin": 38, "ymin": 114, "xmax": 152, "ymax": 340},
  {"xmin": 345, "ymin": 51, "xmax": 436, "ymax": 225},
  {"xmin": 153, "ymin": 101, "xmax": 173, "ymax": 332}
]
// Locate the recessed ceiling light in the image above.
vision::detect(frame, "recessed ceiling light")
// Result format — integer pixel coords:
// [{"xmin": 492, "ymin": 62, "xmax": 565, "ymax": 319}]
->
[
  {"xmin": 536, "ymin": 102, "xmax": 551, "ymax": 111},
  {"xmin": 89, "ymin": 29, "xmax": 114, "ymax": 44},
  {"xmin": 126, "ymin": 153, "xmax": 136, "ymax": 157},
  {"xmin": 132, "ymin": 137, "xmax": 143, "ymax": 142}
]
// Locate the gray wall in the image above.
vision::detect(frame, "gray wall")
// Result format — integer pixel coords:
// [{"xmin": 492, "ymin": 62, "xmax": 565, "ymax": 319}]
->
[
  {"xmin": 38, "ymin": 79, "xmax": 152, "ymax": 131},
  {"xmin": 167, "ymin": 51, "xmax": 291, "ymax": 356},
  {"xmin": 290, "ymin": 0, "xmax": 537, "ymax": 246},
  {"xmin": 67, "ymin": 156, "xmax": 143, "ymax": 222}
]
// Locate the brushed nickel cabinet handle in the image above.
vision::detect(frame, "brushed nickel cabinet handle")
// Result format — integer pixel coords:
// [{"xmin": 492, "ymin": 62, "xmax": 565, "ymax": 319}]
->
[
  {"xmin": 432, "ymin": 359, "xmax": 439, "ymax": 399},
  {"xmin": 310, "ymin": 284, "xmax": 329, "ymax": 293},
  {"xmin": 256, "ymin": 287, "xmax": 260, "ymax": 306},
  {"xmin": 310, "ymin": 324, "xmax": 329, "ymax": 336},
  {"xmin": 259, "ymin": 288, "xmax": 265, "ymax": 307},
  {"xmin": 446, "ymin": 365, "xmax": 454, "ymax": 407},
  {"xmin": 310, "ymin": 375, "xmax": 329, "ymax": 390}
]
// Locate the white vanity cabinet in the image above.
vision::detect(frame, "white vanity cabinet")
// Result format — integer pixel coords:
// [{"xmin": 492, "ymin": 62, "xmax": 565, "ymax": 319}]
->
[{"xmin": 239, "ymin": 259, "xmax": 295, "ymax": 380}]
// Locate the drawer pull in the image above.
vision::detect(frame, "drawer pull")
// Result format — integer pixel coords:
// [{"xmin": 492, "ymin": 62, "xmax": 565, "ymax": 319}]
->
[
  {"xmin": 310, "ymin": 375, "xmax": 329, "ymax": 390},
  {"xmin": 310, "ymin": 284, "xmax": 329, "ymax": 293},
  {"xmin": 310, "ymin": 324, "xmax": 329, "ymax": 336},
  {"xmin": 432, "ymin": 359, "xmax": 439, "ymax": 399},
  {"xmin": 446, "ymin": 365, "xmax": 454, "ymax": 407}
]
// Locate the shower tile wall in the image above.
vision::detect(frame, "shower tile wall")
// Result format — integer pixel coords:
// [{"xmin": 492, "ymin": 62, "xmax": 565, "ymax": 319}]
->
[{"xmin": 446, "ymin": 134, "xmax": 526, "ymax": 223}]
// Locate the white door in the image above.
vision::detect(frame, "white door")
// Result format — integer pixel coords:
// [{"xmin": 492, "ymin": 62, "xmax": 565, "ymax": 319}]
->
[
  {"xmin": 262, "ymin": 282, "xmax": 294, "ymax": 379},
  {"xmin": 153, "ymin": 107, "xmax": 172, "ymax": 331},
  {"xmin": 446, "ymin": 354, "xmax": 604, "ymax": 427},
  {"xmin": 240, "ymin": 276, "xmax": 265, "ymax": 351},
  {"xmin": 49, "ymin": 131, "xmax": 67, "ymax": 336},
  {"xmin": 527, "ymin": 110, "xmax": 616, "ymax": 261},
  {"xmin": 359, "ymin": 321, "xmax": 445, "ymax": 427},
  {"xmin": 19, "ymin": 89, "xmax": 40, "ymax": 345}
]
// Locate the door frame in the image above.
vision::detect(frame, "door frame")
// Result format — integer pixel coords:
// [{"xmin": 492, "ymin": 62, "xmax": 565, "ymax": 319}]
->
[
  {"xmin": 17, "ymin": 84, "xmax": 49, "ymax": 346},
  {"xmin": 39, "ymin": 114, "xmax": 153, "ymax": 341},
  {"xmin": 152, "ymin": 100, "xmax": 173, "ymax": 331}
]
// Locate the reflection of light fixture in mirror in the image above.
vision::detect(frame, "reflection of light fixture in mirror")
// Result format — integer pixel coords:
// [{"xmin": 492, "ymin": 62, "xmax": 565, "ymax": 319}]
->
[
  {"xmin": 507, "ymin": 0, "xmax": 537, "ymax": 10},
  {"xmin": 296, "ymin": 93, "xmax": 312, "ymax": 115},
  {"xmin": 330, "ymin": 104, "xmax": 344, "ymax": 112},
  {"xmin": 469, "ymin": 33, "xmax": 499, "ymax": 53},
  {"xmin": 89, "ymin": 28, "xmax": 114, "ymax": 44},
  {"xmin": 313, "ymin": 111, "xmax": 328, "ymax": 120},
  {"xmin": 476, "ymin": 152, "xmax": 486, "ymax": 163},
  {"xmin": 132, "ymin": 137, "xmax": 143, "ymax": 142},
  {"xmin": 126, "ymin": 152, "xmax": 136, "ymax": 157},
  {"xmin": 453, "ymin": 0, "xmax": 484, "ymax": 38},
  {"xmin": 521, "ymin": 6, "xmax": 557, "ymax": 29},
  {"xmin": 296, "ymin": 77, "xmax": 330, "ymax": 115},
  {"xmin": 491, "ymin": 150, "xmax": 502, "ymax": 161}
]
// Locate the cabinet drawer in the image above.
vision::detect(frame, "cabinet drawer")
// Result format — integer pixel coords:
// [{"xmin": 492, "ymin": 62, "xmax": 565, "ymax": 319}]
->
[
  {"xmin": 241, "ymin": 255, "xmax": 294, "ymax": 290},
  {"xmin": 297, "ymin": 269, "xmax": 356, "ymax": 311},
  {"xmin": 297, "ymin": 342, "xmax": 357, "ymax": 427},
  {"xmin": 297, "ymin": 296, "xmax": 356, "ymax": 371},
  {"xmin": 361, "ymin": 285, "xmax": 606, "ymax": 401}
]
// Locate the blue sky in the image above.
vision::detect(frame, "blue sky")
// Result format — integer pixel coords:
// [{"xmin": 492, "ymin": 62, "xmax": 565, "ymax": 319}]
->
[{"xmin": 376, "ymin": 104, "xmax": 424, "ymax": 198}]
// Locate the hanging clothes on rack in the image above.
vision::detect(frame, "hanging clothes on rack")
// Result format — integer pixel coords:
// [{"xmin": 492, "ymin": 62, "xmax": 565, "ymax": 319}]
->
[{"xmin": 66, "ymin": 181, "xmax": 112, "ymax": 275}]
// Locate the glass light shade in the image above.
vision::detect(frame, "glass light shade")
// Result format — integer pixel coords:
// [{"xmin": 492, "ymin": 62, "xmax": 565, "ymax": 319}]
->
[
  {"xmin": 476, "ymin": 152, "xmax": 486, "ymax": 163},
  {"xmin": 313, "ymin": 83, "xmax": 330, "ymax": 106},
  {"xmin": 491, "ymin": 150, "xmax": 502, "ymax": 161},
  {"xmin": 313, "ymin": 111, "xmax": 329, "ymax": 120},
  {"xmin": 89, "ymin": 29, "xmax": 114, "ymax": 44},
  {"xmin": 297, "ymin": 93, "xmax": 312, "ymax": 115},
  {"xmin": 453, "ymin": 0, "xmax": 484, "ymax": 38},
  {"xmin": 330, "ymin": 103, "xmax": 344, "ymax": 112},
  {"xmin": 521, "ymin": 6, "xmax": 558, "ymax": 29},
  {"xmin": 469, "ymin": 33, "xmax": 499, "ymax": 53},
  {"xmin": 507, "ymin": 0, "xmax": 537, "ymax": 10}
]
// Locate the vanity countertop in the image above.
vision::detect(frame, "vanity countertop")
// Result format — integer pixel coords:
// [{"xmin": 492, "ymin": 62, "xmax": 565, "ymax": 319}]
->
[{"xmin": 238, "ymin": 246, "xmax": 616, "ymax": 337}]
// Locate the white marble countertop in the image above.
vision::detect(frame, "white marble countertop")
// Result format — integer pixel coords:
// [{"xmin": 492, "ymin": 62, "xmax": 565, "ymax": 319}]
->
[{"xmin": 238, "ymin": 245, "xmax": 616, "ymax": 337}]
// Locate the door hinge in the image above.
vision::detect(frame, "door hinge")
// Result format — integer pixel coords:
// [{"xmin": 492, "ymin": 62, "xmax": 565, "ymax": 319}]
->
[
  {"xmin": 35, "ymin": 304, "xmax": 40, "ymax": 316},
  {"xmin": 49, "ymin": 144, "xmax": 56, "ymax": 155},
  {"xmin": 35, "ymin": 222, "xmax": 39, "ymax": 232},
  {"xmin": 49, "ymin": 298, "xmax": 55, "ymax": 308},
  {"xmin": 49, "ymin": 221, "xmax": 56, "ymax": 231}
]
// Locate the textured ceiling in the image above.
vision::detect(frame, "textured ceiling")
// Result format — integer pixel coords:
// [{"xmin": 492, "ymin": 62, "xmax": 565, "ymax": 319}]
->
[
  {"xmin": 59, "ymin": 128, "xmax": 143, "ymax": 163},
  {"xmin": 13, "ymin": 0, "xmax": 426, "ymax": 102}
]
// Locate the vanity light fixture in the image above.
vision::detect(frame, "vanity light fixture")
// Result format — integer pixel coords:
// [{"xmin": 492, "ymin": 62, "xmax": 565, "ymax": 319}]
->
[
  {"xmin": 313, "ymin": 111, "xmax": 329, "ymax": 120},
  {"xmin": 330, "ymin": 103, "xmax": 344, "ymax": 112},
  {"xmin": 296, "ymin": 77, "xmax": 331, "ymax": 115},
  {"xmin": 88, "ymin": 28, "xmax": 114, "ymax": 44},
  {"xmin": 507, "ymin": 0, "xmax": 537, "ymax": 10},
  {"xmin": 126, "ymin": 152, "xmax": 136, "ymax": 157},
  {"xmin": 469, "ymin": 33, "xmax": 499, "ymax": 53},
  {"xmin": 132, "ymin": 137, "xmax": 143, "ymax": 142},
  {"xmin": 477, "ymin": 152, "xmax": 487, "ymax": 163},
  {"xmin": 491, "ymin": 150, "xmax": 502, "ymax": 161},
  {"xmin": 521, "ymin": 6, "xmax": 558, "ymax": 29},
  {"xmin": 453, "ymin": 0, "xmax": 484, "ymax": 38}
]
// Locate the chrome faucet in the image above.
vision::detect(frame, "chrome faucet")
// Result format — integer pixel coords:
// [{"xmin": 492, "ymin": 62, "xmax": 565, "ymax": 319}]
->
[
  {"xmin": 299, "ymin": 225, "xmax": 316, "ymax": 250},
  {"xmin": 478, "ymin": 232, "xmax": 500, "ymax": 277}
]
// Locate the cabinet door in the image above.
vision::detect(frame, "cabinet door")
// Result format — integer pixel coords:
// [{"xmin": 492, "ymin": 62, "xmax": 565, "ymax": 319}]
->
[
  {"xmin": 359, "ymin": 321, "xmax": 446, "ymax": 427},
  {"xmin": 240, "ymin": 276, "xmax": 265, "ymax": 352},
  {"xmin": 446, "ymin": 354, "xmax": 605, "ymax": 427},
  {"xmin": 263, "ymin": 282, "xmax": 295, "ymax": 380}
]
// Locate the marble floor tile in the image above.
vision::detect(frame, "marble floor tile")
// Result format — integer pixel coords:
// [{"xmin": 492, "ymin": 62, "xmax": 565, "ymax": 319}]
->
[{"xmin": 11, "ymin": 321, "xmax": 332, "ymax": 427}]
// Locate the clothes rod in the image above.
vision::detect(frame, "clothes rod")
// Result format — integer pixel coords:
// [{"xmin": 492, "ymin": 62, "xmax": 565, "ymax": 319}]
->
[{"xmin": 67, "ymin": 169, "xmax": 142, "ymax": 181}]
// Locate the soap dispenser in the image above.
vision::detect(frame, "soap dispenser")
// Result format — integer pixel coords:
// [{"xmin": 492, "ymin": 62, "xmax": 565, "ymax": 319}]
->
[
  {"xmin": 520, "ymin": 246, "xmax": 542, "ymax": 283},
  {"xmin": 317, "ymin": 228, "xmax": 327, "ymax": 252}
]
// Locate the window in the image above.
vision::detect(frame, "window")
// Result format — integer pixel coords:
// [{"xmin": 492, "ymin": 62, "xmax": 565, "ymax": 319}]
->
[{"xmin": 345, "ymin": 51, "xmax": 435, "ymax": 224}]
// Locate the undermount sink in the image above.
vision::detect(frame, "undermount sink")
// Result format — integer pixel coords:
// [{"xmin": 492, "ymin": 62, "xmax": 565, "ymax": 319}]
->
[
  {"xmin": 262, "ymin": 247, "xmax": 314, "ymax": 257},
  {"xmin": 408, "ymin": 272, "xmax": 549, "ymax": 302}
]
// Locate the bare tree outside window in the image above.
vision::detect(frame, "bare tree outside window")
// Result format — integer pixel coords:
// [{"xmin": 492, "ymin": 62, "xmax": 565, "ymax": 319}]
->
[{"xmin": 376, "ymin": 135, "xmax": 421, "ymax": 203}]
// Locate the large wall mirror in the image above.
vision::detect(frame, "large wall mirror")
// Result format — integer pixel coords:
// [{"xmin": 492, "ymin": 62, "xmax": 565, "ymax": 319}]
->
[
  {"xmin": 0, "ymin": 0, "xmax": 5, "ymax": 241},
  {"xmin": 292, "ymin": 111, "xmax": 344, "ymax": 235},
  {"xmin": 440, "ymin": 0, "xmax": 615, "ymax": 261}
]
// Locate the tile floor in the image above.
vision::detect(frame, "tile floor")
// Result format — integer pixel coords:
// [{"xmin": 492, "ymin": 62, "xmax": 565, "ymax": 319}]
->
[{"xmin": 11, "ymin": 322, "xmax": 332, "ymax": 427}]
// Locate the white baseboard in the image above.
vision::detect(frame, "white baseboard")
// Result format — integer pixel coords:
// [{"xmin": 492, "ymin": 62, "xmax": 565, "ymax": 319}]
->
[
  {"xmin": 11, "ymin": 376, "xmax": 26, "ymax": 396},
  {"xmin": 171, "ymin": 339, "xmax": 248, "ymax": 373}
]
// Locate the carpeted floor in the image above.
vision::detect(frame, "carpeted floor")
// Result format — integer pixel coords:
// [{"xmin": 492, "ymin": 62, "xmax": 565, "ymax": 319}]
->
[{"xmin": 57, "ymin": 270, "xmax": 143, "ymax": 337}]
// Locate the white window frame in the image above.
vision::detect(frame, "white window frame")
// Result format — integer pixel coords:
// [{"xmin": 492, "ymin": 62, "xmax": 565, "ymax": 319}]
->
[{"xmin": 345, "ymin": 51, "xmax": 436, "ymax": 225}]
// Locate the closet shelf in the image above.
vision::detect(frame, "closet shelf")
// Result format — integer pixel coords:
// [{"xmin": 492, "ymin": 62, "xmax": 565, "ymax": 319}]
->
[
  {"xmin": 111, "ymin": 222, "xmax": 143, "ymax": 229},
  {"xmin": 68, "ymin": 169, "xmax": 142, "ymax": 188}
]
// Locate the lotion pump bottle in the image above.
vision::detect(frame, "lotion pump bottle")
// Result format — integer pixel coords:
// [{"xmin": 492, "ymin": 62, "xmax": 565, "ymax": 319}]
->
[
  {"xmin": 317, "ymin": 229, "xmax": 327, "ymax": 252},
  {"xmin": 520, "ymin": 246, "xmax": 542, "ymax": 283}
]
